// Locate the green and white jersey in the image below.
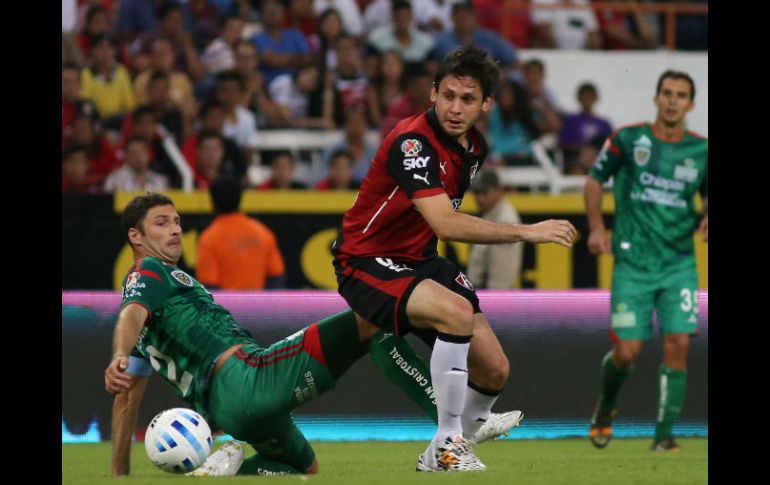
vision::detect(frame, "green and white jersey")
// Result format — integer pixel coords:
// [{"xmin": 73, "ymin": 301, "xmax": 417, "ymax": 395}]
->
[
  {"xmin": 590, "ymin": 123, "xmax": 708, "ymax": 272},
  {"xmin": 121, "ymin": 257, "xmax": 255, "ymax": 414}
]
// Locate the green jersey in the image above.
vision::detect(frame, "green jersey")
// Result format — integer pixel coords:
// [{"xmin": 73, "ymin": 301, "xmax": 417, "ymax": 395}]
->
[
  {"xmin": 121, "ymin": 257, "xmax": 255, "ymax": 415},
  {"xmin": 590, "ymin": 123, "xmax": 708, "ymax": 272}
]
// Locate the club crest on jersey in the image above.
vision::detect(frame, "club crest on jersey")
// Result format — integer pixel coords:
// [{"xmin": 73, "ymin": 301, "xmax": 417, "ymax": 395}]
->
[
  {"xmin": 469, "ymin": 161, "xmax": 479, "ymax": 182},
  {"xmin": 125, "ymin": 271, "xmax": 141, "ymax": 290},
  {"xmin": 633, "ymin": 146, "xmax": 650, "ymax": 166},
  {"xmin": 455, "ymin": 272, "xmax": 474, "ymax": 291},
  {"xmin": 171, "ymin": 270, "xmax": 194, "ymax": 287},
  {"xmin": 401, "ymin": 139, "xmax": 422, "ymax": 157}
]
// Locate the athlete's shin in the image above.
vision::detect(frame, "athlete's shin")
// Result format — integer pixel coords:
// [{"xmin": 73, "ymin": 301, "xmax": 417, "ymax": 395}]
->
[
  {"xmin": 599, "ymin": 350, "xmax": 634, "ymax": 412},
  {"xmin": 431, "ymin": 332, "xmax": 472, "ymax": 441},
  {"xmin": 461, "ymin": 383, "xmax": 502, "ymax": 439},
  {"xmin": 368, "ymin": 331, "xmax": 438, "ymax": 423},
  {"xmin": 655, "ymin": 365, "xmax": 687, "ymax": 442}
]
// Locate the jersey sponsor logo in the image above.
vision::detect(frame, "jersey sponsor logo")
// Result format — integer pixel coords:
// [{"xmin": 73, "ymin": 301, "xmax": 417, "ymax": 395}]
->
[
  {"xmin": 403, "ymin": 156, "xmax": 431, "ymax": 170},
  {"xmin": 375, "ymin": 257, "xmax": 414, "ymax": 272},
  {"xmin": 455, "ymin": 272, "xmax": 474, "ymax": 291},
  {"xmin": 639, "ymin": 172, "xmax": 685, "ymax": 192},
  {"xmin": 439, "ymin": 161, "xmax": 448, "ymax": 174},
  {"xmin": 612, "ymin": 303, "xmax": 636, "ymax": 328},
  {"xmin": 634, "ymin": 134, "xmax": 652, "ymax": 147},
  {"xmin": 171, "ymin": 270, "xmax": 194, "ymax": 287},
  {"xmin": 674, "ymin": 163, "xmax": 699, "ymax": 183},
  {"xmin": 413, "ymin": 172, "xmax": 430, "ymax": 185},
  {"xmin": 401, "ymin": 139, "xmax": 423, "ymax": 157}
]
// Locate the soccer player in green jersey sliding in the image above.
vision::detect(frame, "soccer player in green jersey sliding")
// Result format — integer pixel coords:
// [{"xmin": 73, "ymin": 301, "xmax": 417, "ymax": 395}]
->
[
  {"xmin": 104, "ymin": 193, "xmax": 522, "ymax": 477},
  {"xmin": 584, "ymin": 70, "xmax": 707, "ymax": 452}
]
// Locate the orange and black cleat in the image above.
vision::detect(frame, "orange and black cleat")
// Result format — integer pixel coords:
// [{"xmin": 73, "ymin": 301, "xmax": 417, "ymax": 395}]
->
[
  {"xmin": 589, "ymin": 403, "xmax": 617, "ymax": 449},
  {"xmin": 651, "ymin": 437, "xmax": 681, "ymax": 452}
]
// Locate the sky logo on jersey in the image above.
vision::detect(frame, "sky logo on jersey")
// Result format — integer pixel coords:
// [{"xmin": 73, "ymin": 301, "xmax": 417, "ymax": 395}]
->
[
  {"xmin": 171, "ymin": 270, "xmax": 194, "ymax": 287},
  {"xmin": 403, "ymin": 156, "xmax": 430, "ymax": 170},
  {"xmin": 455, "ymin": 272, "xmax": 474, "ymax": 291},
  {"xmin": 401, "ymin": 139, "xmax": 422, "ymax": 157}
]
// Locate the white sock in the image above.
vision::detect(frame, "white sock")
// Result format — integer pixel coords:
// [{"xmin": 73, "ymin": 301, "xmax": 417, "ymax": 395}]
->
[
  {"xmin": 462, "ymin": 385, "xmax": 501, "ymax": 439},
  {"xmin": 430, "ymin": 333, "xmax": 471, "ymax": 444}
]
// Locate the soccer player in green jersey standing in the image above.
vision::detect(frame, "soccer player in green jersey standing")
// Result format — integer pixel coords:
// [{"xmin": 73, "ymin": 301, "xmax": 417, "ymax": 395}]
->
[
  {"xmin": 105, "ymin": 193, "xmax": 520, "ymax": 477},
  {"xmin": 584, "ymin": 70, "xmax": 707, "ymax": 452}
]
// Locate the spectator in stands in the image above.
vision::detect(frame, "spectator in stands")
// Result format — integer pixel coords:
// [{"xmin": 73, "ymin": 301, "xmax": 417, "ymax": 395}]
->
[
  {"xmin": 116, "ymin": 0, "xmax": 158, "ymax": 44},
  {"xmin": 315, "ymin": 149, "xmax": 360, "ymax": 190},
  {"xmin": 201, "ymin": 16, "xmax": 245, "ymax": 74},
  {"xmin": 62, "ymin": 144, "xmax": 103, "ymax": 194},
  {"xmin": 269, "ymin": 64, "xmax": 336, "ymax": 129},
  {"xmin": 80, "ymin": 33, "xmax": 135, "ymax": 128},
  {"xmin": 433, "ymin": 1, "xmax": 520, "ymax": 75},
  {"xmin": 62, "ymin": 0, "xmax": 84, "ymax": 66},
  {"xmin": 215, "ymin": 69, "xmax": 258, "ymax": 161},
  {"xmin": 182, "ymin": 100, "xmax": 248, "ymax": 183},
  {"xmin": 531, "ymin": 0, "xmax": 602, "ymax": 50},
  {"xmin": 286, "ymin": 0, "xmax": 318, "ymax": 38},
  {"xmin": 136, "ymin": 1, "xmax": 207, "ymax": 81},
  {"xmin": 321, "ymin": 107, "xmax": 376, "ymax": 183},
  {"xmin": 474, "ymin": 0, "xmax": 533, "ymax": 48},
  {"xmin": 363, "ymin": 0, "xmax": 458, "ymax": 34},
  {"xmin": 256, "ymin": 151, "xmax": 308, "ymax": 189},
  {"xmin": 197, "ymin": 175, "xmax": 286, "ymax": 289},
  {"xmin": 133, "ymin": 37, "xmax": 196, "ymax": 115},
  {"xmin": 331, "ymin": 34, "xmax": 368, "ymax": 125},
  {"xmin": 78, "ymin": 5, "xmax": 131, "ymax": 66},
  {"xmin": 63, "ymin": 63, "xmax": 100, "ymax": 140},
  {"xmin": 250, "ymin": 0, "xmax": 314, "ymax": 86},
  {"xmin": 187, "ymin": 0, "xmax": 223, "ymax": 51},
  {"xmin": 65, "ymin": 112, "xmax": 121, "ymax": 183},
  {"xmin": 522, "ymin": 59, "xmax": 562, "ymax": 135},
  {"xmin": 308, "ymin": 8, "xmax": 345, "ymax": 74},
  {"xmin": 467, "ymin": 170, "xmax": 523, "ymax": 289},
  {"xmin": 559, "ymin": 82, "xmax": 613, "ymax": 173},
  {"xmin": 365, "ymin": 50, "xmax": 404, "ymax": 128},
  {"xmin": 144, "ymin": 70, "xmax": 187, "ymax": 141},
  {"xmin": 380, "ymin": 64, "xmax": 433, "ymax": 137},
  {"xmin": 595, "ymin": 0, "xmax": 657, "ymax": 50},
  {"xmin": 487, "ymin": 79, "xmax": 540, "ymax": 167},
  {"xmin": 231, "ymin": 41, "xmax": 281, "ymax": 127},
  {"xmin": 103, "ymin": 136, "xmax": 169, "ymax": 192},
  {"xmin": 123, "ymin": 105, "xmax": 180, "ymax": 186},
  {"xmin": 313, "ymin": 0, "xmax": 364, "ymax": 38},
  {"xmin": 194, "ymin": 131, "xmax": 238, "ymax": 189},
  {"xmin": 366, "ymin": 0, "xmax": 435, "ymax": 65}
]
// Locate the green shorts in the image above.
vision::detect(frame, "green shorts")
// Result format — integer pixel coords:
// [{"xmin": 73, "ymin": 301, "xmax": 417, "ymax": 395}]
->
[
  {"xmin": 610, "ymin": 261, "xmax": 700, "ymax": 342},
  {"xmin": 206, "ymin": 312, "xmax": 365, "ymax": 471}
]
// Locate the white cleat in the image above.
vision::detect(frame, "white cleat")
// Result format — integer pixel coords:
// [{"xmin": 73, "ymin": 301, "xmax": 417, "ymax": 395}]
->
[
  {"xmin": 471, "ymin": 410, "xmax": 524, "ymax": 444},
  {"xmin": 186, "ymin": 440, "xmax": 244, "ymax": 477},
  {"xmin": 417, "ymin": 435, "xmax": 486, "ymax": 472}
]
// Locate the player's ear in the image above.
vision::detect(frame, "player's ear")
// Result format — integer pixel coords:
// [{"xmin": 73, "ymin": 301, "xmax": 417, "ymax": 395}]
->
[
  {"xmin": 481, "ymin": 96, "xmax": 492, "ymax": 113},
  {"xmin": 430, "ymin": 84, "xmax": 438, "ymax": 103},
  {"xmin": 128, "ymin": 227, "xmax": 142, "ymax": 246}
]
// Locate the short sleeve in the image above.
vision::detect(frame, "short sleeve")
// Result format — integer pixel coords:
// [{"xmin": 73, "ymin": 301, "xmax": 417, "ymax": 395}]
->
[
  {"xmin": 120, "ymin": 258, "xmax": 171, "ymax": 313},
  {"xmin": 590, "ymin": 130, "xmax": 625, "ymax": 183},
  {"xmin": 385, "ymin": 133, "xmax": 445, "ymax": 199}
]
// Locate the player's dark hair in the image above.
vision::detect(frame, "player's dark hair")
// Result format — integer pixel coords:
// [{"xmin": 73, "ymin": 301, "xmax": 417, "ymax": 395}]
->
[
  {"xmin": 656, "ymin": 70, "xmax": 695, "ymax": 101},
  {"xmin": 157, "ymin": 1, "xmax": 182, "ymax": 21},
  {"xmin": 330, "ymin": 149, "xmax": 354, "ymax": 166},
  {"xmin": 122, "ymin": 193, "xmax": 176, "ymax": 243},
  {"xmin": 433, "ymin": 45, "xmax": 500, "ymax": 99},
  {"xmin": 149, "ymin": 70, "xmax": 170, "ymax": 84},
  {"xmin": 392, "ymin": 0, "xmax": 412, "ymax": 13},
  {"xmin": 197, "ymin": 130, "xmax": 225, "ymax": 148},
  {"xmin": 124, "ymin": 135, "xmax": 148, "ymax": 149},
  {"xmin": 209, "ymin": 175, "xmax": 243, "ymax": 214},
  {"xmin": 216, "ymin": 69, "xmax": 246, "ymax": 92},
  {"xmin": 200, "ymin": 100, "xmax": 226, "ymax": 118},
  {"xmin": 62, "ymin": 144, "xmax": 87, "ymax": 162},
  {"xmin": 577, "ymin": 82, "xmax": 598, "ymax": 98}
]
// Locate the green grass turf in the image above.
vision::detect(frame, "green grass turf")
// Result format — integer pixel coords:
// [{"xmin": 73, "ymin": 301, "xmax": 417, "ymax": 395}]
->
[{"xmin": 62, "ymin": 438, "xmax": 707, "ymax": 485}]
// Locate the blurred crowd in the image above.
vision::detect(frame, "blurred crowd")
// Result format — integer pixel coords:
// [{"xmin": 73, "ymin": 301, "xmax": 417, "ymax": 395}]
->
[{"xmin": 62, "ymin": 0, "xmax": 708, "ymax": 194}]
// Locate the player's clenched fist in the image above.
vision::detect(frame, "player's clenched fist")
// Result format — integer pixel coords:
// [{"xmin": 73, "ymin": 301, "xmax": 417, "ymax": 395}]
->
[
  {"xmin": 523, "ymin": 220, "xmax": 578, "ymax": 248},
  {"xmin": 105, "ymin": 356, "xmax": 131, "ymax": 394},
  {"xmin": 587, "ymin": 228, "xmax": 612, "ymax": 255}
]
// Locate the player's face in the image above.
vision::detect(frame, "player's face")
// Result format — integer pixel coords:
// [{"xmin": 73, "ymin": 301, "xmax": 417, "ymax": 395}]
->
[
  {"xmin": 654, "ymin": 78, "xmax": 694, "ymax": 127},
  {"xmin": 431, "ymin": 75, "xmax": 491, "ymax": 140},
  {"xmin": 130, "ymin": 205, "xmax": 183, "ymax": 264}
]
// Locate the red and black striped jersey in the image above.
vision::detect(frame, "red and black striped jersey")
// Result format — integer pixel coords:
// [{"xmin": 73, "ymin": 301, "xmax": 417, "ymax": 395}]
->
[{"xmin": 333, "ymin": 107, "xmax": 488, "ymax": 262}]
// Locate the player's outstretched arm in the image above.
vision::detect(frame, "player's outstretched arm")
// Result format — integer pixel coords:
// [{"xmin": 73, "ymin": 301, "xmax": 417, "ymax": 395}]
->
[
  {"xmin": 111, "ymin": 375, "xmax": 148, "ymax": 476},
  {"xmin": 413, "ymin": 193, "xmax": 576, "ymax": 247}
]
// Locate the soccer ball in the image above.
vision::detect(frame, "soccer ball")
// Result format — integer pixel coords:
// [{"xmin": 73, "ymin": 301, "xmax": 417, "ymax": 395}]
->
[{"xmin": 144, "ymin": 408, "xmax": 213, "ymax": 473}]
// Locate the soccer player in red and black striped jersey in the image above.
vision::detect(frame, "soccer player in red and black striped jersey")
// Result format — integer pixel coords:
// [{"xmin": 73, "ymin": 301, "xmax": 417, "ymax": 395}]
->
[{"xmin": 333, "ymin": 45, "xmax": 577, "ymax": 471}]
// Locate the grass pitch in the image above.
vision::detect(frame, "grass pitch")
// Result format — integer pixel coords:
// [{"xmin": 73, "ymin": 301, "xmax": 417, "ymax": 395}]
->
[{"xmin": 62, "ymin": 438, "xmax": 707, "ymax": 485}]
